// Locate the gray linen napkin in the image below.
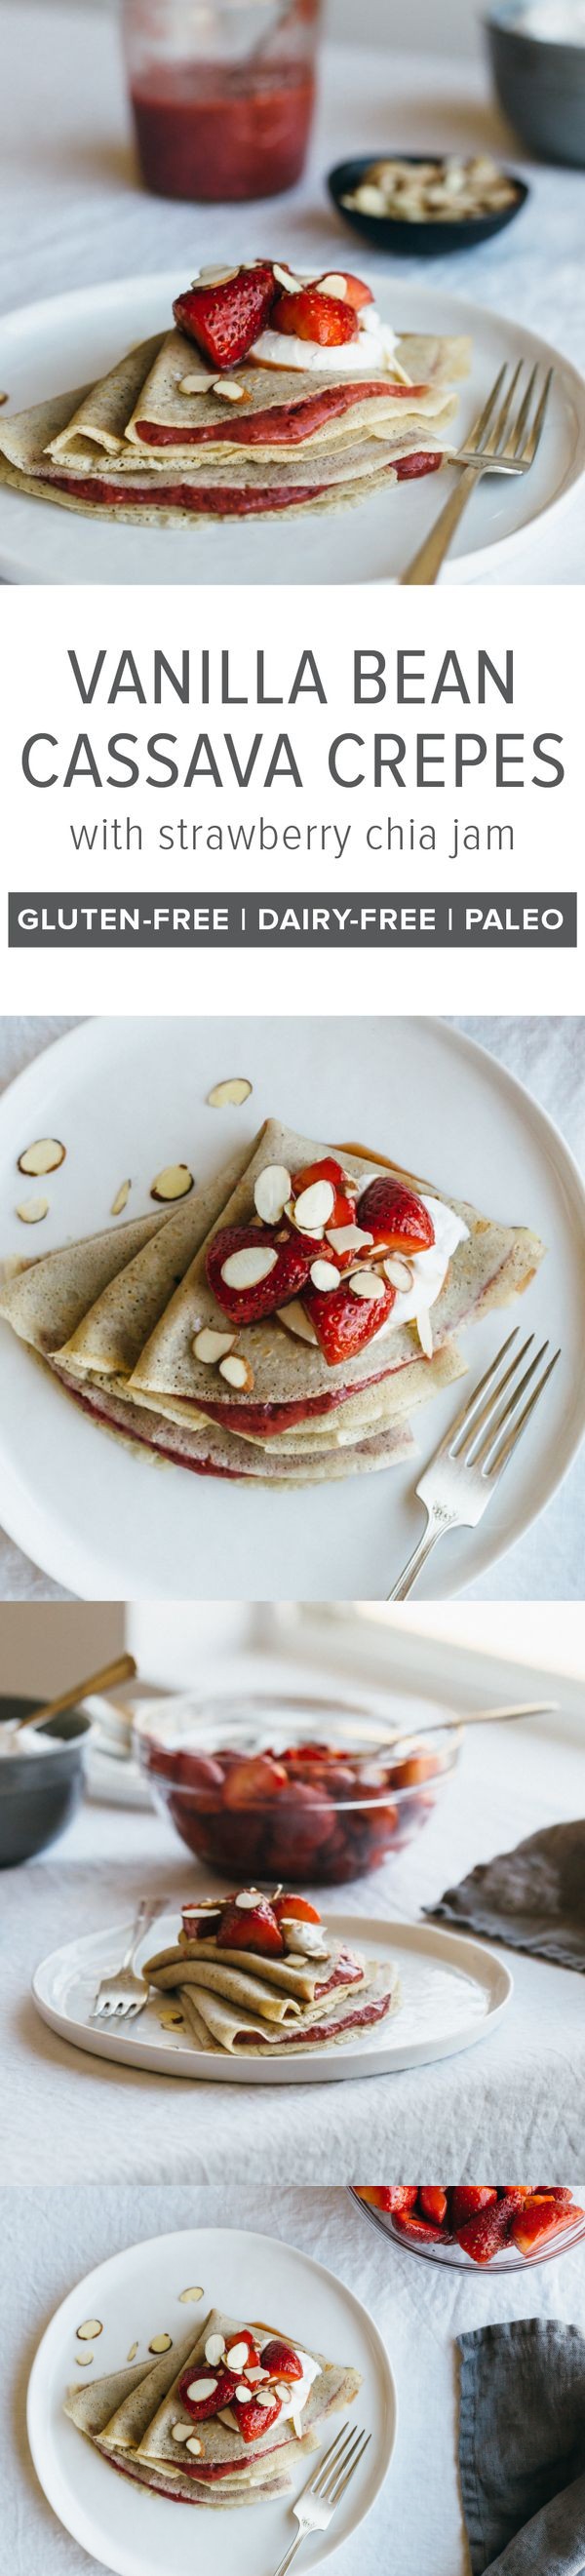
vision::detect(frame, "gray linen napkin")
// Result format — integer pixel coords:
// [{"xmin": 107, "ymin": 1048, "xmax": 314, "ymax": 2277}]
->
[
  {"xmin": 458, "ymin": 2322, "xmax": 585, "ymax": 2573},
  {"xmin": 427, "ymin": 1820, "xmax": 585, "ymax": 1971}
]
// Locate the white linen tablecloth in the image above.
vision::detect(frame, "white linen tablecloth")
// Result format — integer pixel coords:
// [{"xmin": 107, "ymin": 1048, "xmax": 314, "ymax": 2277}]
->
[
  {"xmin": 1, "ymin": 1014, "xmax": 582, "ymax": 1600},
  {"xmin": 1, "ymin": 8, "xmax": 584, "ymax": 581},
  {"xmin": 3, "ymin": 2177, "xmax": 585, "ymax": 2576},
  {"xmin": 1, "ymin": 1668, "xmax": 583, "ymax": 2182}
]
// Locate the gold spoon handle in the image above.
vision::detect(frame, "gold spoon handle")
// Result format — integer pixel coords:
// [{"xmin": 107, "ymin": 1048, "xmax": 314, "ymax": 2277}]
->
[
  {"xmin": 16, "ymin": 1653, "xmax": 137, "ymax": 1734},
  {"xmin": 389, "ymin": 1698, "xmax": 558, "ymax": 1744}
]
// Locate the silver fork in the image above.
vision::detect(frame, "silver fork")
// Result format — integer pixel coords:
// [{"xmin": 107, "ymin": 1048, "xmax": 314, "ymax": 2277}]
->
[
  {"xmin": 270, "ymin": 2421, "xmax": 371, "ymax": 2576},
  {"xmin": 91, "ymin": 1895, "xmax": 163, "ymax": 2022},
  {"xmin": 388, "ymin": 1326, "xmax": 560, "ymax": 1601},
  {"xmin": 400, "ymin": 359, "xmax": 554, "ymax": 584}
]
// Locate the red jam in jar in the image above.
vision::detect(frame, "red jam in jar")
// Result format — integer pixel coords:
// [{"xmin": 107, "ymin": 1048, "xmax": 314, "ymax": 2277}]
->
[{"xmin": 130, "ymin": 58, "xmax": 316, "ymax": 201}]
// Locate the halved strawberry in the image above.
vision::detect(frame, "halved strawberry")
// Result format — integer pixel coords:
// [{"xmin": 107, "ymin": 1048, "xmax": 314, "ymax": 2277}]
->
[
  {"xmin": 393, "ymin": 2211, "xmax": 447, "ymax": 2244},
  {"xmin": 177, "ymin": 2361, "xmax": 237, "ymax": 2421},
  {"xmin": 512, "ymin": 2196, "xmax": 583, "ymax": 2256},
  {"xmin": 221, "ymin": 1755, "xmax": 288, "ymax": 1811},
  {"xmin": 173, "ymin": 263, "xmax": 276, "ymax": 370},
  {"xmin": 206, "ymin": 1223, "xmax": 312, "ymax": 1326},
  {"xmin": 271, "ymin": 286, "xmax": 359, "ymax": 347},
  {"xmin": 224, "ymin": 2329, "xmax": 261, "ymax": 2373},
  {"xmin": 302, "ymin": 1275, "xmax": 396, "ymax": 1367},
  {"xmin": 215, "ymin": 1893, "xmax": 285, "ymax": 1956},
  {"xmin": 232, "ymin": 2390, "xmax": 282, "ymax": 2444},
  {"xmin": 261, "ymin": 2337, "xmax": 303, "ymax": 2382},
  {"xmin": 419, "ymin": 2187, "xmax": 448, "ymax": 2227},
  {"xmin": 357, "ymin": 2186, "xmax": 418, "ymax": 2213},
  {"xmin": 291, "ymin": 1157, "xmax": 357, "ymax": 1232},
  {"xmin": 533, "ymin": 2186, "xmax": 573, "ymax": 2203},
  {"xmin": 356, "ymin": 1178, "xmax": 435, "ymax": 1257},
  {"xmin": 334, "ymin": 273, "xmax": 373, "ymax": 311},
  {"xmin": 273, "ymin": 1893, "xmax": 322, "ymax": 1927},
  {"xmin": 455, "ymin": 2189, "xmax": 525, "ymax": 2265},
  {"xmin": 449, "ymin": 2187, "xmax": 497, "ymax": 2231}
]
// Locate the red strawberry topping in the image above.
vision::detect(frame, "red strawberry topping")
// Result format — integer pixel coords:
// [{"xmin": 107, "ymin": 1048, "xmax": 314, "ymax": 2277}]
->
[
  {"xmin": 356, "ymin": 1177, "xmax": 435, "ymax": 1256},
  {"xmin": 419, "ymin": 2187, "xmax": 448, "ymax": 2227},
  {"xmin": 291, "ymin": 1157, "xmax": 357, "ymax": 1231},
  {"xmin": 177, "ymin": 2361, "xmax": 238, "ymax": 2421},
  {"xmin": 271, "ymin": 286, "xmax": 360, "ymax": 347},
  {"xmin": 173, "ymin": 263, "xmax": 277, "ymax": 370},
  {"xmin": 512, "ymin": 2195, "xmax": 584, "ymax": 2255},
  {"xmin": 221, "ymin": 1755, "xmax": 288, "ymax": 1811},
  {"xmin": 206, "ymin": 1222, "xmax": 312, "ymax": 1325},
  {"xmin": 393, "ymin": 2211, "xmax": 448, "ymax": 2244},
  {"xmin": 215, "ymin": 1893, "xmax": 285, "ymax": 1956},
  {"xmin": 455, "ymin": 2189, "xmax": 525, "ymax": 2265},
  {"xmin": 273, "ymin": 1893, "xmax": 322, "ymax": 1927},
  {"xmin": 357, "ymin": 2186, "xmax": 418, "ymax": 2212},
  {"xmin": 449, "ymin": 2187, "xmax": 497, "ymax": 2230},
  {"xmin": 224, "ymin": 2329, "xmax": 261, "ymax": 2372},
  {"xmin": 261, "ymin": 2338, "xmax": 303, "ymax": 2382},
  {"xmin": 327, "ymin": 272, "xmax": 373, "ymax": 310},
  {"xmin": 232, "ymin": 2389, "xmax": 282, "ymax": 2443},
  {"xmin": 302, "ymin": 1275, "xmax": 396, "ymax": 1367}
]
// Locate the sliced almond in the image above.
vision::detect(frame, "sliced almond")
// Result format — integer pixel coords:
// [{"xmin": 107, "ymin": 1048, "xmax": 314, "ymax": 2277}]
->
[
  {"xmin": 178, "ymin": 372, "xmax": 214, "ymax": 395},
  {"xmin": 285, "ymin": 1197, "xmax": 323, "ymax": 1239},
  {"xmin": 193, "ymin": 1326, "xmax": 237, "ymax": 1366},
  {"xmin": 77, "ymin": 2320, "xmax": 102, "ymax": 2342},
  {"xmin": 349, "ymin": 1269, "xmax": 388, "ymax": 1301},
  {"xmin": 110, "ymin": 1179, "xmax": 131, "ymax": 1216},
  {"xmin": 16, "ymin": 1195, "xmax": 49, "ymax": 1224},
  {"xmin": 150, "ymin": 1164, "xmax": 193, "ymax": 1202},
  {"xmin": 172, "ymin": 2421, "xmax": 193, "ymax": 2443},
  {"xmin": 18, "ymin": 1138, "xmax": 65, "ymax": 1177},
  {"xmin": 293, "ymin": 1179, "xmax": 335, "ymax": 1231},
  {"xmin": 272, "ymin": 263, "xmax": 303, "ymax": 293},
  {"xmin": 235, "ymin": 2384, "xmax": 253, "ymax": 2402},
  {"xmin": 277, "ymin": 1300, "xmax": 318, "ymax": 1345},
  {"xmin": 197, "ymin": 263, "xmax": 239, "ymax": 286},
  {"xmin": 326, "ymin": 1225, "xmax": 373, "ymax": 1256},
  {"xmin": 207, "ymin": 1076, "xmax": 252, "ymax": 1109},
  {"xmin": 187, "ymin": 2375, "xmax": 217, "ymax": 2401},
  {"xmin": 186, "ymin": 2435, "xmax": 204, "ymax": 2456},
  {"xmin": 257, "ymin": 2390, "xmax": 277, "ymax": 2408},
  {"xmin": 220, "ymin": 1244, "xmax": 277, "ymax": 1291},
  {"xmin": 219, "ymin": 1352, "xmax": 254, "ymax": 1391},
  {"xmin": 149, "ymin": 2333, "xmax": 173, "ymax": 2354},
  {"xmin": 383, "ymin": 1254, "xmax": 414, "ymax": 1290},
  {"xmin": 254, "ymin": 1163, "xmax": 292, "ymax": 1225},
  {"xmin": 416, "ymin": 1306, "xmax": 434, "ymax": 1356},
  {"xmin": 225, "ymin": 2340, "xmax": 251, "ymax": 2373},
  {"xmin": 235, "ymin": 1889, "xmax": 260, "ymax": 1907},
  {"xmin": 215, "ymin": 377, "xmax": 245, "ymax": 403},
  {"xmin": 178, "ymin": 2286, "xmax": 205, "ymax": 2304},
  {"xmin": 318, "ymin": 273, "xmax": 348, "ymax": 297},
  {"xmin": 160, "ymin": 2008, "xmax": 185, "ymax": 2029},
  {"xmin": 127, "ymin": 2343, "xmax": 138, "ymax": 2361},
  {"xmin": 246, "ymin": 2365, "xmax": 270, "ymax": 2382},
  {"xmin": 310, "ymin": 1258, "xmax": 339, "ymax": 1292},
  {"xmin": 205, "ymin": 2334, "xmax": 226, "ymax": 2365},
  {"xmin": 75, "ymin": 2354, "xmax": 94, "ymax": 2367}
]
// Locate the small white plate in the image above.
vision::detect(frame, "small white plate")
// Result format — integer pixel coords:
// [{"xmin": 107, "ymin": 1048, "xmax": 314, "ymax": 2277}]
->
[
  {"xmin": 26, "ymin": 2222, "xmax": 396, "ymax": 2576},
  {"xmin": 0, "ymin": 1014, "xmax": 583, "ymax": 1601},
  {"xmin": 0, "ymin": 269, "xmax": 583, "ymax": 584},
  {"xmin": 31, "ymin": 1909, "xmax": 513, "ymax": 2085}
]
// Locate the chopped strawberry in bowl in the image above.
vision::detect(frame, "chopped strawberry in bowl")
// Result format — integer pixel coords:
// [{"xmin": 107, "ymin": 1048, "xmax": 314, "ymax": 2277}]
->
[
  {"xmin": 134, "ymin": 1690, "xmax": 460, "ymax": 1885},
  {"xmin": 351, "ymin": 2185, "xmax": 585, "ymax": 2269}
]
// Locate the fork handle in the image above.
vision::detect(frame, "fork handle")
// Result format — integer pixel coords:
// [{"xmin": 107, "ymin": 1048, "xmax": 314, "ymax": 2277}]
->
[
  {"xmin": 270, "ymin": 2537, "xmax": 305, "ymax": 2576},
  {"xmin": 121, "ymin": 1895, "xmax": 159, "ymax": 1971},
  {"xmin": 399, "ymin": 461, "xmax": 483, "ymax": 586},
  {"xmin": 388, "ymin": 1514, "xmax": 449, "ymax": 1601}
]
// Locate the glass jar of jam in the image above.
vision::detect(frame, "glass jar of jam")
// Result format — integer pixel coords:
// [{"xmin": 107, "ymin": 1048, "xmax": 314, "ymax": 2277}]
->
[{"xmin": 122, "ymin": 0, "xmax": 322, "ymax": 202}]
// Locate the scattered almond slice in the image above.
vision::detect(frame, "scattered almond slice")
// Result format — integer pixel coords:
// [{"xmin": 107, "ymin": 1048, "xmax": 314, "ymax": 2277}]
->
[
  {"xmin": 220, "ymin": 1244, "xmax": 277, "ymax": 1290},
  {"xmin": 178, "ymin": 372, "xmax": 215, "ymax": 396},
  {"xmin": 285, "ymin": 1197, "xmax": 324, "ymax": 1239},
  {"xmin": 187, "ymin": 2375, "xmax": 217, "ymax": 2400},
  {"xmin": 293, "ymin": 1179, "xmax": 335, "ymax": 1230},
  {"xmin": 225, "ymin": 2340, "xmax": 251, "ymax": 2372},
  {"xmin": 254, "ymin": 1163, "xmax": 292, "ymax": 1224},
  {"xmin": 186, "ymin": 2435, "xmax": 204, "ymax": 2456},
  {"xmin": 127, "ymin": 2343, "xmax": 138, "ymax": 2362},
  {"xmin": 150, "ymin": 1165, "xmax": 193, "ymax": 1202},
  {"xmin": 18, "ymin": 1138, "xmax": 65, "ymax": 1177},
  {"xmin": 149, "ymin": 2333, "xmax": 173, "ymax": 2354},
  {"xmin": 197, "ymin": 263, "xmax": 239, "ymax": 286},
  {"xmin": 193, "ymin": 1326, "xmax": 238, "ymax": 1365},
  {"xmin": 235, "ymin": 2384, "xmax": 253, "ymax": 2402},
  {"xmin": 272, "ymin": 263, "xmax": 304, "ymax": 293},
  {"xmin": 75, "ymin": 2354, "xmax": 94, "ymax": 2367},
  {"xmin": 219, "ymin": 1352, "xmax": 254, "ymax": 1391},
  {"xmin": 310, "ymin": 1258, "xmax": 339, "ymax": 1292},
  {"xmin": 178, "ymin": 2286, "xmax": 205, "ymax": 2304},
  {"xmin": 215, "ymin": 377, "xmax": 246, "ymax": 403},
  {"xmin": 349, "ymin": 1269, "xmax": 388, "ymax": 1301},
  {"xmin": 172, "ymin": 2421, "xmax": 193, "ymax": 2443},
  {"xmin": 327, "ymin": 1224, "xmax": 373, "ymax": 1256},
  {"xmin": 110, "ymin": 1179, "xmax": 131, "ymax": 1216},
  {"xmin": 207, "ymin": 1076, "xmax": 253, "ymax": 1109},
  {"xmin": 160, "ymin": 2008, "xmax": 185, "ymax": 2029},
  {"xmin": 277, "ymin": 1300, "xmax": 318, "ymax": 1345},
  {"xmin": 77, "ymin": 2320, "xmax": 102, "ymax": 2342},
  {"xmin": 0, "ymin": 392, "xmax": 7, "ymax": 407},
  {"xmin": 416, "ymin": 1306, "xmax": 434, "ymax": 1356},
  {"xmin": 382, "ymin": 1254, "xmax": 415, "ymax": 1289},
  {"xmin": 318, "ymin": 273, "xmax": 348, "ymax": 297},
  {"xmin": 16, "ymin": 1196, "xmax": 49, "ymax": 1225},
  {"xmin": 206, "ymin": 2334, "xmax": 227, "ymax": 2364}
]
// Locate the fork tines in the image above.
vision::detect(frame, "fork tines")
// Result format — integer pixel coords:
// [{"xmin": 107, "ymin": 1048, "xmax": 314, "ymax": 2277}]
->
[
  {"xmin": 311, "ymin": 2420, "xmax": 371, "ymax": 2503},
  {"xmin": 436, "ymin": 1325, "xmax": 561, "ymax": 1483},
  {"xmin": 458, "ymin": 358, "xmax": 554, "ymax": 473}
]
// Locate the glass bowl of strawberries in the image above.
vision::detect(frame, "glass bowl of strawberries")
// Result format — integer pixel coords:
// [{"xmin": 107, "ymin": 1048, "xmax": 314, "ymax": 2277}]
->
[
  {"xmin": 134, "ymin": 1691, "xmax": 460, "ymax": 1886},
  {"xmin": 351, "ymin": 2185, "xmax": 585, "ymax": 2271}
]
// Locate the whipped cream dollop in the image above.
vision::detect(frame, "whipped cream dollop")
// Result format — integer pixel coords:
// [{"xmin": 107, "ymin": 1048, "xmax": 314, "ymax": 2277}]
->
[
  {"xmin": 371, "ymin": 1194, "xmax": 470, "ymax": 1343},
  {"xmin": 252, "ymin": 303, "xmax": 401, "ymax": 377},
  {"xmin": 259, "ymin": 2339, "xmax": 322, "ymax": 2437}
]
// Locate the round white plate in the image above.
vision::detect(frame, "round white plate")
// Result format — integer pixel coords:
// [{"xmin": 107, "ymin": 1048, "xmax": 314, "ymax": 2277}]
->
[
  {"xmin": 31, "ymin": 1909, "xmax": 512, "ymax": 2085},
  {"xmin": 0, "ymin": 270, "xmax": 583, "ymax": 584},
  {"xmin": 0, "ymin": 1014, "xmax": 583, "ymax": 1600},
  {"xmin": 26, "ymin": 2222, "xmax": 396, "ymax": 2576}
]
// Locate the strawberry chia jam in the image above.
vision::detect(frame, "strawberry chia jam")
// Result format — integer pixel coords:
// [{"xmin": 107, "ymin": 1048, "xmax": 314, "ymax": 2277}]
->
[{"xmin": 130, "ymin": 61, "xmax": 317, "ymax": 202}]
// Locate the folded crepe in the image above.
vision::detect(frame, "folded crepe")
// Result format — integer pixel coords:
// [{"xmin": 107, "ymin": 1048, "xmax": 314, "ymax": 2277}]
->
[
  {"xmin": 64, "ymin": 2303, "xmax": 360, "ymax": 2506},
  {"xmin": 144, "ymin": 1929, "xmax": 398, "ymax": 2055},
  {"xmin": 0, "ymin": 1207, "xmax": 166, "ymax": 1356},
  {"xmin": 58, "ymin": 1136, "xmax": 261, "ymax": 1382},
  {"xmin": 50, "ymin": 1358, "xmax": 416, "ymax": 1481},
  {"xmin": 123, "ymin": 329, "xmax": 469, "ymax": 458},
  {"xmin": 176, "ymin": 1970, "xmax": 397, "ymax": 2054}
]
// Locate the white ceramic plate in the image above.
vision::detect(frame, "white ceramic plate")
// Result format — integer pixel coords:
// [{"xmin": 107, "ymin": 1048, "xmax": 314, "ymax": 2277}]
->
[
  {"xmin": 0, "ymin": 1014, "xmax": 583, "ymax": 1600},
  {"xmin": 26, "ymin": 2222, "xmax": 396, "ymax": 2576},
  {"xmin": 31, "ymin": 1909, "xmax": 512, "ymax": 2085},
  {"xmin": 0, "ymin": 270, "xmax": 583, "ymax": 584}
]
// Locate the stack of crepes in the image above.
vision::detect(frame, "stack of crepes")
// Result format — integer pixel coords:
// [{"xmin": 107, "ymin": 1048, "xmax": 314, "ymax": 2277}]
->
[
  {"xmin": 143, "ymin": 1917, "xmax": 398, "ymax": 2055},
  {"xmin": 0, "ymin": 1118, "xmax": 545, "ymax": 1485},
  {"xmin": 0, "ymin": 314, "xmax": 471, "ymax": 524},
  {"xmin": 64, "ymin": 2305, "xmax": 361, "ymax": 2506}
]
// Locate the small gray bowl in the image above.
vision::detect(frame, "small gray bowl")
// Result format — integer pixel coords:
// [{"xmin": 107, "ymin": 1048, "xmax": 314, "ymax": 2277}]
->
[
  {"xmin": 487, "ymin": 6, "xmax": 585, "ymax": 166},
  {"xmin": 0, "ymin": 1695, "xmax": 92, "ymax": 1866}
]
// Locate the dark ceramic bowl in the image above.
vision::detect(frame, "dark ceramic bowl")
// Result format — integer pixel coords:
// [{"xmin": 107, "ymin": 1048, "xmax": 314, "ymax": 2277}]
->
[
  {"xmin": 486, "ymin": 8, "xmax": 585, "ymax": 168},
  {"xmin": 0, "ymin": 1695, "xmax": 92, "ymax": 1866},
  {"xmin": 328, "ymin": 153, "xmax": 528, "ymax": 256}
]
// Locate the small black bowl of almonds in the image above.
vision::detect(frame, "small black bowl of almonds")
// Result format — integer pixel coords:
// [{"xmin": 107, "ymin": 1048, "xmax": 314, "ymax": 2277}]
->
[{"xmin": 328, "ymin": 152, "xmax": 527, "ymax": 255}]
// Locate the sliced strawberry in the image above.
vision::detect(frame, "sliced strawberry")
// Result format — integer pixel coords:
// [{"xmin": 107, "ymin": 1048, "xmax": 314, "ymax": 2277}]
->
[
  {"xmin": 512, "ymin": 2196, "xmax": 584, "ymax": 2256},
  {"xmin": 261, "ymin": 2337, "xmax": 303, "ymax": 2382},
  {"xmin": 302, "ymin": 1275, "xmax": 396, "ymax": 1367},
  {"xmin": 273, "ymin": 1893, "xmax": 322, "ymax": 1926},
  {"xmin": 215, "ymin": 1893, "xmax": 285, "ymax": 1956},
  {"xmin": 356, "ymin": 1177, "xmax": 435, "ymax": 1257},
  {"xmin": 177, "ymin": 2362, "xmax": 237, "ymax": 2422},
  {"xmin": 271, "ymin": 286, "xmax": 360, "ymax": 347},
  {"xmin": 393, "ymin": 2211, "xmax": 447, "ymax": 2244},
  {"xmin": 206, "ymin": 1222, "xmax": 311, "ymax": 1326},
  {"xmin": 291, "ymin": 1157, "xmax": 357, "ymax": 1232},
  {"xmin": 224, "ymin": 2329, "xmax": 261, "ymax": 2373},
  {"xmin": 419, "ymin": 2187, "xmax": 448, "ymax": 2227},
  {"xmin": 221, "ymin": 1754, "xmax": 288, "ymax": 1810},
  {"xmin": 232, "ymin": 2390, "xmax": 282, "ymax": 2444},
  {"xmin": 449, "ymin": 2187, "xmax": 497, "ymax": 2231},
  {"xmin": 455, "ymin": 2189, "xmax": 525, "ymax": 2265},
  {"xmin": 173, "ymin": 263, "xmax": 276, "ymax": 370},
  {"xmin": 357, "ymin": 2186, "xmax": 418, "ymax": 2212},
  {"xmin": 533, "ymin": 2186, "xmax": 573, "ymax": 2203}
]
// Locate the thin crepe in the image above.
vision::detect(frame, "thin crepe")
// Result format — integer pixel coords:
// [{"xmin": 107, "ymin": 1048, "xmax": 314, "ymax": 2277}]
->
[
  {"xmin": 51, "ymin": 1358, "xmax": 415, "ymax": 1479},
  {"xmin": 146, "ymin": 1932, "xmax": 364, "ymax": 2006},
  {"xmin": 177, "ymin": 1968, "xmax": 398, "ymax": 2054},
  {"xmin": 58, "ymin": 1135, "xmax": 262, "ymax": 1380},
  {"xmin": 124, "ymin": 328, "xmax": 470, "ymax": 456},
  {"xmin": 0, "ymin": 1209, "xmax": 166, "ymax": 1355}
]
